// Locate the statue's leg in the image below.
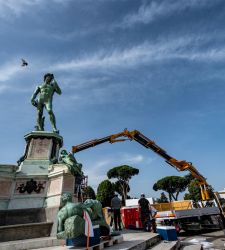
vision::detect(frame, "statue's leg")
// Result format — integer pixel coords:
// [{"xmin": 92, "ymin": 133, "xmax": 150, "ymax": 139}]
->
[
  {"xmin": 46, "ymin": 103, "xmax": 58, "ymax": 133},
  {"xmin": 37, "ymin": 104, "xmax": 44, "ymax": 131}
]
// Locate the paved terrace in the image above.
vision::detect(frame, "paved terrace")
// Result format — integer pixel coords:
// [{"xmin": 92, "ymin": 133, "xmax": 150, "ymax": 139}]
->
[{"xmin": 0, "ymin": 229, "xmax": 178, "ymax": 250}]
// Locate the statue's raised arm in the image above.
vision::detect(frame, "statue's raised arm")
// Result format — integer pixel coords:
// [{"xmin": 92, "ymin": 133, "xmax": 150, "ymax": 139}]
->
[
  {"xmin": 31, "ymin": 73, "xmax": 62, "ymax": 133},
  {"xmin": 52, "ymin": 78, "xmax": 62, "ymax": 95}
]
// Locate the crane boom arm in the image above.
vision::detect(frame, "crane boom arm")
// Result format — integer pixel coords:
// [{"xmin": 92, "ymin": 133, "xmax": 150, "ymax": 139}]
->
[{"xmin": 72, "ymin": 129, "xmax": 210, "ymax": 200}]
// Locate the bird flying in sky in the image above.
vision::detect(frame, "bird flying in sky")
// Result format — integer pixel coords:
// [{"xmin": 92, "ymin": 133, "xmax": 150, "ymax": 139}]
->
[{"xmin": 21, "ymin": 58, "xmax": 28, "ymax": 67}]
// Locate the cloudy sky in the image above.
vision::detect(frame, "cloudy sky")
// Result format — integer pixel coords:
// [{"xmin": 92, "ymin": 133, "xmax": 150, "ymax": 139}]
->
[{"xmin": 1, "ymin": 0, "xmax": 225, "ymax": 199}]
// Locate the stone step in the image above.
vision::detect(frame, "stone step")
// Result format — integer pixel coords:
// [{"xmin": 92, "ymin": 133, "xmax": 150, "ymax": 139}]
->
[
  {"xmin": 0, "ymin": 222, "xmax": 53, "ymax": 242},
  {"xmin": 0, "ymin": 237, "xmax": 61, "ymax": 250},
  {"xmin": 29, "ymin": 231, "xmax": 161, "ymax": 250},
  {"xmin": 181, "ymin": 244, "xmax": 202, "ymax": 250},
  {"xmin": 65, "ymin": 235, "xmax": 124, "ymax": 250},
  {"xmin": 148, "ymin": 240, "xmax": 178, "ymax": 250},
  {"xmin": 0, "ymin": 208, "xmax": 47, "ymax": 226},
  {"xmin": 105, "ymin": 233, "xmax": 161, "ymax": 250},
  {"xmin": 0, "ymin": 230, "xmax": 165, "ymax": 250}
]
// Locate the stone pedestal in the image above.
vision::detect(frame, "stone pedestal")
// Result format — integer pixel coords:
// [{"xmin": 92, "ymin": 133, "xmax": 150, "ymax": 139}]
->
[
  {"xmin": 5, "ymin": 131, "xmax": 67, "ymax": 210},
  {"xmin": 0, "ymin": 131, "xmax": 78, "ymax": 238},
  {"xmin": 17, "ymin": 131, "xmax": 63, "ymax": 176}
]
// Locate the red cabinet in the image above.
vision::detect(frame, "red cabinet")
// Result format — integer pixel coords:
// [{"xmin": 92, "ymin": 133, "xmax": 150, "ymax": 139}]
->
[{"xmin": 121, "ymin": 207, "xmax": 143, "ymax": 229}]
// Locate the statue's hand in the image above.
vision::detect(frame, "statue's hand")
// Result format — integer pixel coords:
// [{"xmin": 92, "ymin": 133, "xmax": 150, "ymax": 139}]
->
[
  {"xmin": 31, "ymin": 99, "xmax": 38, "ymax": 107},
  {"xmin": 51, "ymin": 78, "xmax": 62, "ymax": 95},
  {"xmin": 51, "ymin": 78, "xmax": 58, "ymax": 86}
]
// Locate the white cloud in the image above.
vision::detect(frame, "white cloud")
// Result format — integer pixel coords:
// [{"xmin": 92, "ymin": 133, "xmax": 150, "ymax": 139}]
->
[
  {"xmin": 83, "ymin": 153, "xmax": 154, "ymax": 190},
  {"xmin": 0, "ymin": 58, "xmax": 43, "ymax": 94},
  {"xmin": 50, "ymin": 40, "xmax": 181, "ymax": 72},
  {"xmin": 0, "ymin": 0, "xmax": 72, "ymax": 18},
  {"xmin": 121, "ymin": 0, "xmax": 217, "ymax": 27},
  {"xmin": 51, "ymin": 36, "xmax": 225, "ymax": 74},
  {"xmin": 180, "ymin": 48, "xmax": 225, "ymax": 62},
  {"xmin": 0, "ymin": 0, "xmax": 39, "ymax": 18},
  {"xmin": 0, "ymin": 61, "xmax": 22, "ymax": 82},
  {"xmin": 47, "ymin": 34, "xmax": 225, "ymax": 107}
]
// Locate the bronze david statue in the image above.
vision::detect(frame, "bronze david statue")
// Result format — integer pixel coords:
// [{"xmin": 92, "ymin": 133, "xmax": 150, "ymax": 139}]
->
[{"xmin": 31, "ymin": 73, "xmax": 62, "ymax": 133}]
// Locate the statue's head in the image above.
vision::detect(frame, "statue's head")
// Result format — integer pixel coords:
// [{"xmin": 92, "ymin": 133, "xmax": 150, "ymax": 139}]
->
[
  {"xmin": 44, "ymin": 73, "xmax": 54, "ymax": 83},
  {"xmin": 61, "ymin": 192, "xmax": 72, "ymax": 205}
]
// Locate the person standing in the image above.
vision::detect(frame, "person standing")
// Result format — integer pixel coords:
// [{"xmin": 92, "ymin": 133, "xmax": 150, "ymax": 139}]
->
[
  {"xmin": 138, "ymin": 193, "xmax": 151, "ymax": 231},
  {"xmin": 149, "ymin": 205, "xmax": 157, "ymax": 233},
  {"xmin": 111, "ymin": 194, "xmax": 122, "ymax": 231}
]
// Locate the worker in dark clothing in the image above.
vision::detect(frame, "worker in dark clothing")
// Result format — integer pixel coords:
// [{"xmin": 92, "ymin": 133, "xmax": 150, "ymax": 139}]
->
[
  {"xmin": 111, "ymin": 194, "xmax": 122, "ymax": 231},
  {"xmin": 138, "ymin": 193, "xmax": 151, "ymax": 232},
  {"xmin": 149, "ymin": 205, "xmax": 157, "ymax": 233}
]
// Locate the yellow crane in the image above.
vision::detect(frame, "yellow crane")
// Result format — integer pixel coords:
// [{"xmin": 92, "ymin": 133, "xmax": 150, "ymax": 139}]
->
[
  {"xmin": 72, "ymin": 129, "xmax": 210, "ymax": 200},
  {"xmin": 72, "ymin": 129, "xmax": 225, "ymax": 230}
]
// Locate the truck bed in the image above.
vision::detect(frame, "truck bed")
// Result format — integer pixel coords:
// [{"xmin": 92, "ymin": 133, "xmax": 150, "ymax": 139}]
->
[{"xmin": 156, "ymin": 207, "xmax": 220, "ymax": 219}]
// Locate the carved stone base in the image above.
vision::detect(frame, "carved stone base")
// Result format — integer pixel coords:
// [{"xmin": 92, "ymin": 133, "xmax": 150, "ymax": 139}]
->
[
  {"xmin": 0, "ymin": 131, "xmax": 77, "ymax": 238},
  {"xmin": 17, "ymin": 131, "xmax": 63, "ymax": 176}
]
